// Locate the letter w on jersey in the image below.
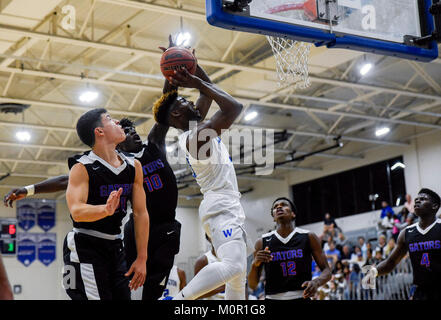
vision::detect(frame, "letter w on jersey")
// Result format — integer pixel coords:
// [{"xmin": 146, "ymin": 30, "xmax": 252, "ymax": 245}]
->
[{"xmin": 222, "ymin": 228, "xmax": 233, "ymax": 238}]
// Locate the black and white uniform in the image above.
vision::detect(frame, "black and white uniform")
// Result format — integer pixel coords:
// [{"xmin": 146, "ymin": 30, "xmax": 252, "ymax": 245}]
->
[
  {"xmin": 262, "ymin": 228, "xmax": 312, "ymax": 300},
  {"xmin": 405, "ymin": 219, "xmax": 441, "ymax": 300},
  {"xmin": 63, "ymin": 151, "xmax": 135, "ymax": 300},
  {"xmin": 160, "ymin": 265, "xmax": 181, "ymax": 299},
  {"xmin": 123, "ymin": 142, "xmax": 181, "ymax": 300}
]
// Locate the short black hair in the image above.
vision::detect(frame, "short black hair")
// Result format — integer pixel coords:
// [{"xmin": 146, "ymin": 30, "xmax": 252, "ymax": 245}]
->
[
  {"xmin": 119, "ymin": 118, "xmax": 135, "ymax": 129},
  {"xmin": 271, "ymin": 197, "xmax": 297, "ymax": 216},
  {"xmin": 418, "ymin": 188, "xmax": 441, "ymax": 208},
  {"xmin": 76, "ymin": 108, "xmax": 107, "ymax": 147},
  {"xmin": 152, "ymin": 90, "xmax": 178, "ymax": 125}
]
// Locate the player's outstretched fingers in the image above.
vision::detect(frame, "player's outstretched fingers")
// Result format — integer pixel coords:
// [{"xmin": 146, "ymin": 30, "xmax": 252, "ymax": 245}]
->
[{"xmin": 106, "ymin": 188, "xmax": 123, "ymax": 215}]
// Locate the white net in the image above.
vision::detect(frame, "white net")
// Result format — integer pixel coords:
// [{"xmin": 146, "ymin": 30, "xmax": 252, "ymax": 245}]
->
[{"xmin": 266, "ymin": 36, "xmax": 312, "ymax": 90}]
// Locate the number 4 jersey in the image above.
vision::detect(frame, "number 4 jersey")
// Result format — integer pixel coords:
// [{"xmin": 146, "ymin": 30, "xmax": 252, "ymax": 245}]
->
[
  {"xmin": 262, "ymin": 228, "xmax": 312, "ymax": 299},
  {"xmin": 405, "ymin": 219, "xmax": 441, "ymax": 290}
]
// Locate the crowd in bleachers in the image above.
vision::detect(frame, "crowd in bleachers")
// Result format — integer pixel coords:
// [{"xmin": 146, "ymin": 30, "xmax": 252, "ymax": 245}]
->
[
  {"xmin": 311, "ymin": 194, "xmax": 418, "ymax": 300},
  {"xmin": 248, "ymin": 194, "xmax": 419, "ymax": 300}
]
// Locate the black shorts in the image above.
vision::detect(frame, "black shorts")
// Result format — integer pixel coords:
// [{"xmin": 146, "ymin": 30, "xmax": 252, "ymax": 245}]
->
[
  {"xmin": 63, "ymin": 231, "xmax": 130, "ymax": 300},
  {"xmin": 124, "ymin": 216, "xmax": 181, "ymax": 300},
  {"xmin": 412, "ymin": 285, "xmax": 441, "ymax": 300}
]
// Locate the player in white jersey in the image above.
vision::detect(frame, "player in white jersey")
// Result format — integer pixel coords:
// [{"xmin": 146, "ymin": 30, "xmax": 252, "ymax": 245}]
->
[
  {"xmin": 194, "ymin": 234, "xmax": 226, "ymax": 300},
  {"xmin": 160, "ymin": 265, "xmax": 186, "ymax": 299},
  {"xmin": 152, "ymin": 67, "xmax": 248, "ymax": 300}
]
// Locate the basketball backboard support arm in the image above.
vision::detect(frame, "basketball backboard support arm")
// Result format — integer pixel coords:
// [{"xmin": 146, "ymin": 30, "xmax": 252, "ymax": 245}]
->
[
  {"xmin": 206, "ymin": 0, "xmax": 439, "ymax": 62},
  {"xmin": 407, "ymin": 0, "xmax": 441, "ymax": 45}
]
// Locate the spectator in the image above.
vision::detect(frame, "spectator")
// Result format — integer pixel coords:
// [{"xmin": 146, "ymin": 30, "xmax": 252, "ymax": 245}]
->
[
  {"xmin": 349, "ymin": 247, "xmax": 366, "ymax": 269},
  {"xmin": 380, "ymin": 201, "xmax": 395, "ymax": 219},
  {"xmin": 329, "ymin": 281, "xmax": 340, "ymax": 300},
  {"xmin": 335, "ymin": 274, "xmax": 346, "ymax": 300},
  {"xmin": 335, "ymin": 232, "xmax": 349, "ymax": 252},
  {"xmin": 358, "ymin": 236, "xmax": 368, "ymax": 258},
  {"xmin": 325, "ymin": 241, "xmax": 341, "ymax": 267},
  {"xmin": 340, "ymin": 245, "xmax": 352, "ymax": 261},
  {"xmin": 333, "ymin": 260, "xmax": 344, "ymax": 277},
  {"xmin": 323, "ymin": 213, "xmax": 342, "ymax": 234},
  {"xmin": 404, "ymin": 194, "xmax": 414, "ymax": 214},
  {"xmin": 378, "ymin": 211, "xmax": 394, "ymax": 239},
  {"xmin": 312, "ymin": 265, "xmax": 322, "ymax": 279},
  {"xmin": 350, "ymin": 246, "xmax": 362, "ymax": 261},
  {"xmin": 391, "ymin": 213, "xmax": 401, "ymax": 241},
  {"xmin": 384, "ymin": 238, "xmax": 396, "ymax": 257},
  {"xmin": 363, "ymin": 248, "xmax": 375, "ymax": 267},
  {"xmin": 397, "ymin": 207, "xmax": 410, "ymax": 229},
  {"xmin": 375, "ymin": 235, "xmax": 387, "ymax": 258},
  {"xmin": 373, "ymin": 249, "xmax": 384, "ymax": 265},
  {"xmin": 323, "ymin": 235, "xmax": 334, "ymax": 252},
  {"xmin": 349, "ymin": 264, "xmax": 361, "ymax": 299},
  {"xmin": 366, "ymin": 241, "xmax": 372, "ymax": 255}
]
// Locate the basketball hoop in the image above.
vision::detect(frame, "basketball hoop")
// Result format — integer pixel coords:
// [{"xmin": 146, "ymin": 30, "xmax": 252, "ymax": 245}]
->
[
  {"xmin": 266, "ymin": 36, "xmax": 312, "ymax": 89},
  {"xmin": 262, "ymin": 1, "xmax": 314, "ymax": 89}
]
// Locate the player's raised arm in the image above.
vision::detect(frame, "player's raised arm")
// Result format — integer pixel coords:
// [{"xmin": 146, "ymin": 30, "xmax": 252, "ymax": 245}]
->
[
  {"xmin": 3, "ymin": 175, "xmax": 69, "ymax": 208},
  {"xmin": 169, "ymin": 68, "xmax": 243, "ymax": 136},
  {"xmin": 66, "ymin": 163, "xmax": 121, "ymax": 222},
  {"xmin": 193, "ymin": 64, "xmax": 213, "ymax": 121},
  {"xmin": 125, "ymin": 159, "xmax": 149, "ymax": 291},
  {"xmin": 376, "ymin": 229, "xmax": 408, "ymax": 276}
]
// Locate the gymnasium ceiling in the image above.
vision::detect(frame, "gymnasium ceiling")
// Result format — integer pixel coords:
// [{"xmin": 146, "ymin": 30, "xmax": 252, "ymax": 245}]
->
[{"xmin": 0, "ymin": 0, "xmax": 441, "ymax": 207}]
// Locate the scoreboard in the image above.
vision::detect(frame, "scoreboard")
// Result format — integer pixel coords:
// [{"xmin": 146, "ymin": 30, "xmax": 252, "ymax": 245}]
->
[{"xmin": 0, "ymin": 219, "xmax": 17, "ymax": 255}]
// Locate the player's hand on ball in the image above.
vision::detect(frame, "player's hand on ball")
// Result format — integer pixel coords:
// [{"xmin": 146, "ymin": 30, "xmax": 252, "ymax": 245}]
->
[
  {"xmin": 159, "ymin": 34, "xmax": 177, "ymax": 52},
  {"xmin": 169, "ymin": 68, "xmax": 200, "ymax": 89},
  {"xmin": 105, "ymin": 188, "xmax": 123, "ymax": 216}
]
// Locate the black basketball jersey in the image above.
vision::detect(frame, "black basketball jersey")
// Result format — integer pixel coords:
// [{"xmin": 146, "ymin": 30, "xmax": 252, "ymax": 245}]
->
[
  {"xmin": 129, "ymin": 142, "xmax": 177, "ymax": 224},
  {"xmin": 262, "ymin": 228, "xmax": 312, "ymax": 295},
  {"xmin": 405, "ymin": 219, "xmax": 441, "ymax": 289},
  {"xmin": 68, "ymin": 150, "xmax": 135, "ymax": 235}
]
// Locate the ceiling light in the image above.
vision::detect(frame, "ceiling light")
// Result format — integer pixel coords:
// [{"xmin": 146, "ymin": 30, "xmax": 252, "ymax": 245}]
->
[
  {"xmin": 244, "ymin": 111, "xmax": 258, "ymax": 122},
  {"xmin": 375, "ymin": 127, "xmax": 390, "ymax": 137},
  {"xmin": 360, "ymin": 63, "xmax": 373, "ymax": 76},
  {"xmin": 391, "ymin": 162, "xmax": 405, "ymax": 170},
  {"xmin": 176, "ymin": 32, "xmax": 192, "ymax": 47},
  {"xmin": 79, "ymin": 90, "xmax": 99, "ymax": 103},
  {"xmin": 16, "ymin": 131, "xmax": 31, "ymax": 142}
]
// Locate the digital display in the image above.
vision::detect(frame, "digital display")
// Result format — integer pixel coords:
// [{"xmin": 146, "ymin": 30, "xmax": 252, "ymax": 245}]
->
[
  {"xmin": 1, "ymin": 239, "xmax": 16, "ymax": 255},
  {"xmin": 1, "ymin": 223, "xmax": 16, "ymax": 237}
]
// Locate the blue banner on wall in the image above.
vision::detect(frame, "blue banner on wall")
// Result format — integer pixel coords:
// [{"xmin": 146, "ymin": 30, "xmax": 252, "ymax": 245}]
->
[
  {"xmin": 17, "ymin": 200, "xmax": 36, "ymax": 231},
  {"xmin": 17, "ymin": 233, "xmax": 37, "ymax": 267},
  {"xmin": 37, "ymin": 233, "xmax": 56, "ymax": 266},
  {"xmin": 37, "ymin": 200, "xmax": 56, "ymax": 232}
]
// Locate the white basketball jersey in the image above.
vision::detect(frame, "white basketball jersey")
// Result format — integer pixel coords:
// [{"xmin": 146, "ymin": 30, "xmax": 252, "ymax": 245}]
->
[
  {"xmin": 178, "ymin": 130, "xmax": 240, "ymax": 196},
  {"xmin": 162, "ymin": 265, "xmax": 180, "ymax": 299},
  {"xmin": 204, "ymin": 250, "xmax": 225, "ymax": 300}
]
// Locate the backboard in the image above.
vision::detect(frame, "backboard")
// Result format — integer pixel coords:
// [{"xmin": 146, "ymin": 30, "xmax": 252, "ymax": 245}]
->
[{"xmin": 206, "ymin": 0, "xmax": 439, "ymax": 61}]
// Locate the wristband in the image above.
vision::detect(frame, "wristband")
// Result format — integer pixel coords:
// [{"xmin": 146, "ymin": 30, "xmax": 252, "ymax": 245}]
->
[{"xmin": 24, "ymin": 185, "xmax": 35, "ymax": 196}]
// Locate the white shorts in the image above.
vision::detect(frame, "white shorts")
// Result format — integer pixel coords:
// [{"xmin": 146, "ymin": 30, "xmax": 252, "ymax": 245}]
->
[{"xmin": 200, "ymin": 193, "xmax": 252, "ymax": 254}]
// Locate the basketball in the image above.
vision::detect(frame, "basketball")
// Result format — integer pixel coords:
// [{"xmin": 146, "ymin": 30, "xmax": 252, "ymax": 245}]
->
[{"xmin": 160, "ymin": 47, "xmax": 197, "ymax": 79}]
